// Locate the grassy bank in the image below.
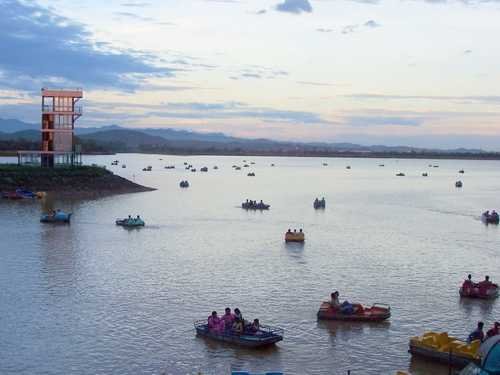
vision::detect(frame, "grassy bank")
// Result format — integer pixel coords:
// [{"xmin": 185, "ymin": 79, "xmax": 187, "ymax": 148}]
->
[{"xmin": 0, "ymin": 164, "xmax": 154, "ymax": 197}]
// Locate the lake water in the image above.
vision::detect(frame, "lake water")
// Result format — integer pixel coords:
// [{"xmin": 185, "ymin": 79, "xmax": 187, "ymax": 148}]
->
[{"xmin": 1, "ymin": 154, "xmax": 499, "ymax": 375}]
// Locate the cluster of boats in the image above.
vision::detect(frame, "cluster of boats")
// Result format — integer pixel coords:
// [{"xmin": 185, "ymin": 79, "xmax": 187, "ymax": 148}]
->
[
  {"xmin": 482, "ymin": 210, "xmax": 499, "ymax": 224},
  {"xmin": 456, "ymin": 180, "xmax": 463, "ymax": 188},
  {"xmin": 313, "ymin": 197, "xmax": 325, "ymax": 209},
  {"xmin": 241, "ymin": 200, "xmax": 270, "ymax": 210},
  {"xmin": 142, "ymin": 166, "xmax": 152, "ymax": 172},
  {"xmin": 179, "ymin": 180, "xmax": 190, "ymax": 188}
]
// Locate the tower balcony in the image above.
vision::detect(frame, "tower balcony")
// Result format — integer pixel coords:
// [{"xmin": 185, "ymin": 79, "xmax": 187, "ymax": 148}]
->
[{"xmin": 42, "ymin": 104, "xmax": 82, "ymax": 116}]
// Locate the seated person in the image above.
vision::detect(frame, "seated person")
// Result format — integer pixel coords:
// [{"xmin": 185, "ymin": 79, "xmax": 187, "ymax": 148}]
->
[
  {"xmin": 340, "ymin": 301, "xmax": 354, "ymax": 315},
  {"xmin": 232, "ymin": 317, "xmax": 244, "ymax": 335},
  {"xmin": 478, "ymin": 276, "xmax": 494, "ymax": 295},
  {"xmin": 221, "ymin": 307, "xmax": 235, "ymax": 330},
  {"xmin": 487, "ymin": 322, "xmax": 500, "ymax": 339},
  {"xmin": 330, "ymin": 291, "xmax": 340, "ymax": 309},
  {"xmin": 462, "ymin": 274, "xmax": 474, "ymax": 294},
  {"xmin": 468, "ymin": 321, "xmax": 485, "ymax": 343},
  {"xmin": 248, "ymin": 319, "xmax": 261, "ymax": 334},
  {"xmin": 208, "ymin": 311, "xmax": 223, "ymax": 333}
]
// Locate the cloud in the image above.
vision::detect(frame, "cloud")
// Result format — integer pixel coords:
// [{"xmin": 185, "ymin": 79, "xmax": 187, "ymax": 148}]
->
[
  {"xmin": 364, "ymin": 20, "xmax": 381, "ymax": 28},
  {"xmin": 316, "ymin": 28, "xmax": 334, "ymax": 33},
  {"xmin": 346, "ymin": 116, "xmax": 423, "ymax": 127},
  {"xmin": 121, "ymin": 1, "xmax": 151, "ymax": 7},
  {"xmin": 113, "ymin": 12, "xmax": 154, "ymax": 21},
  {"xmin": 464, "ymin": 49, "xmax": 472, "ymax": 54},
  {"xmin": 346, "ymin": 93, "xmax": 500, "ymax": 104},
  {"xmin": 342, "ymin": 25, "xmax": 358, "ymax": 34},
  {"xmin": 147, "ymin": 101, "xmax": 331, "ymax": 124},
  {"xmin": 297, "ymin": 81, "xmax": 335, "ymax": 87},
  {"xmin": 276, "ymin": 0, "xmax": 312, "ymax": 14},
  {"xmin": 0, "ymin": 0, "xmax": 172, "ymax": 92},
  {"xmin": 256, "ymin": 9, "xmax": 267, "ymax": 14}
]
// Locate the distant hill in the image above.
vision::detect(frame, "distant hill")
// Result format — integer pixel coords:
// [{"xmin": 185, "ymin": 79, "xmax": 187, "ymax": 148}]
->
[
  {"xmin": 0, "ymin": 118, "xmax": 38, "ymax": 133},
  {"xmin": 0, "ymin": 117, "xmax": 497, "ymax": 158}
]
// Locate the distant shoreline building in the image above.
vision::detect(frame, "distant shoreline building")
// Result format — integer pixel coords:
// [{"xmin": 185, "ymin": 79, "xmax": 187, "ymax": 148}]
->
[{"xmin": 18, "ymin": 88, "xmax": 83, "ymax": 167}]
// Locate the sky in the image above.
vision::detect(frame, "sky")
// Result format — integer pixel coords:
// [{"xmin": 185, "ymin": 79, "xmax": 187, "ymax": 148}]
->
[{"xmin": 1, "ymin": 0, "xmax": 500, "ymax": 149}]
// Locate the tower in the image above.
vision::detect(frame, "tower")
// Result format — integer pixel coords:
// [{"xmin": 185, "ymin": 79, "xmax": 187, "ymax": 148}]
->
[{"xmin": 40, "ymin": 88, "xmax": 83, "ymax": 167}]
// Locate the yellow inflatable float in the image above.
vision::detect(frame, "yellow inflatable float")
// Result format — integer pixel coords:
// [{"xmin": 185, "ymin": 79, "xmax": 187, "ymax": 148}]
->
[{"xmin": 409, "ymin": 331, "xmax": 481, "ymax": 368}]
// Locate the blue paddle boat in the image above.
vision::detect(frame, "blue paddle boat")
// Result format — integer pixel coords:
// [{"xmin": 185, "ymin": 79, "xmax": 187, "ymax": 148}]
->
[
  {"xmin": 40, "ymin": 210, "xmax": 72, "ymax": 223},
  {"xmin": 116, "ymin": 216, "xmax": 145, "ymax": 227},
  {"xmin": 194, "ymin": 320, "xmax": 283, "ymax": 348}
]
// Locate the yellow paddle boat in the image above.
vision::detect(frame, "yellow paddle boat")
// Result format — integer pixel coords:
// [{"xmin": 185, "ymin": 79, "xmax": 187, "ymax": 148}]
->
[{"xmin": 409, "ymin": 331, "xmax": 481, "ymax": 368}]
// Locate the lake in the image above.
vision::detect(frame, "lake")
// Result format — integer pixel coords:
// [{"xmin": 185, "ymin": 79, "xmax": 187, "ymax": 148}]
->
[{"xmin": 1, "ymin": 154, "xmax": 499, "ymax": 375}]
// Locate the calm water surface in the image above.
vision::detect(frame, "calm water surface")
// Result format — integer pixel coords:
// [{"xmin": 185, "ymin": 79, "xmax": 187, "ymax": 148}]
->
[{"xmin": 1, "ymin": 155, "xmax": 499, "ymax": 375}]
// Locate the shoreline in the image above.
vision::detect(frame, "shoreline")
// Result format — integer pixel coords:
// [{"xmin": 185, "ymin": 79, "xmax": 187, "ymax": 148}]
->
[{"xmin": 0, "ymin": 165, "xmax": 155, "ymax": 198}]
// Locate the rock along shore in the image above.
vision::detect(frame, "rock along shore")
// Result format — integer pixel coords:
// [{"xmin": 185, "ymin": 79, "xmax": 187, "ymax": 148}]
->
[{"xmin": 0, "ymin": 165, "xmax": 155, "ymax": 198}]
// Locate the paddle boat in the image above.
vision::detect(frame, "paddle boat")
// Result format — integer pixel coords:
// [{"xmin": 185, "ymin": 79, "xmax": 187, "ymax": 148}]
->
[
  {"xmin": 314, "ymin": 198, "xmax": 326, "ymax": 209},
  {"xmin": 40, "ymin": 210, "xmax": 72, "ymax": 223},
  {"xmin": 213, "ymin": 166, "xmax": 219, "ymax": 170},
  {"xmin": 285, "ymin": 230, "xmax": 304, "ymax": 243},
  {"xmin": 422, "ymin": 172, "xmax": 428, "ymax": 177},
  {"xmin": 235, "ymin": 166, "xmax": 242, "ymax": 170},
  {"xmin": 396, "ymin": 172, "xmax": 405, "ymax": 176},
  {"xmin": 460, "ymin": 277, "xmax": 499, "ymax": 299},
  {"xmin": 116, "ymin": 216, "xmax": 145, "ymax": 227},
  {"xmin": 121, "ymin": 164, "xmax": 126, "ymax": 168},
  {"xmin": 242, "ymin": 200, "xmax": 269, "ymax": 210},
  {"xmin": 323, "ymin": 163, "xmax": 328, "ymax": 166},
  {"xmin": 456, "ymin": 180, "xmax": 463, "ymax": 188},
  {"xmin": 164, "ymin": 165, "xmax": 175, "ymax": 169},
  {"xmin": 459, "ymin": 169, "xmax": 465, "ymax": 174},
  {"xmin": 111, "ymin": 160, "xmax": 119, "ymax": 166},
  {"xmin": 409, "ymin": 331, "xmax": 481, "ymax": 369},
  {"xmin": 271, "ymin": 163, "xmax": 275, "ymax": 167},
  {"xmin": 317, "ymin": 301, "xmax": 390, "ymax": 321},
  {"xmin": 482, "ymin": 211, "xmax": 499, "ymax": 224},
  {"xmin": 379, "ymin": 164, "xmax": 385, "ymax": 167},
  {"xmin": 194, "ymin": 320, "xmax": 283, "ymax": 348},
  {"xmin": 191, "ymin": 168, "xmax": 196, "ymax": 172},
  {"xmin": 201, "ymin": 167, "xmax": 208, "ymax": 172},
  {"xmin": 251, "ymin": 162, "xmax": 255, "ymax": 164},
  {"xmin": 247, "ymin": 172, "xmax": 255, "ymax": 177},
  {"xmin": 346, "ymin": 165, "xmax": 351, "ymax": 169},
  {"xmin": 243, "ymin": 164, "xmax": 250, "ymax": 168},
  {"xmin": 142, "ymin": 166, "xmax": 152, "ymax": 172},
  {"xmin": 180, "ymin": 180, "xmax": 190, "ymax": 188}
]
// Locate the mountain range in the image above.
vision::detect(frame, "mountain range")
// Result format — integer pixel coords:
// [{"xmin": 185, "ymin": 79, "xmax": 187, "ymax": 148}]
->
[{"xmin": 0, "ymin": 117, "xmax": 496, "ymax": 157}]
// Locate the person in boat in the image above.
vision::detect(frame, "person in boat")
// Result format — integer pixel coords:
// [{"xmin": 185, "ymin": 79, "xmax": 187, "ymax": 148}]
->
[
  {"xmin": 468, "ymin": 321, "xmax": 485, "ymax": 343},
  {"xmin": 234, "ymin": 308, "xmax": 243, "ymax": 322},
  {"xmin": 287, "ymin": 229, "xmax": 291, "ymax": 233},
  {"xmin": 293, "ymin": 229, "xmax": 297, "ymax": 233},
  {"xmin": 299, "ymin": 228, "xmax": 303, "ymax": 233},
  {"xmin": 221, "ymin": 307, "xmax": 235, "ymax": 331},
  {"xmin": 462, "ymin": 274, "xmax": 475, "ymax": 295},
  {"xmin": 208, "ymin": 311, "xmax": 223, "ymax": 333},
  {"xmin": 248, "ymin": 319, "xmax": 261, "ymax": 335},
  {"xmin": 330, "ymin": 291, "xmax": 340, "ymax": 309},
  {"xmin": 232, "ymin": 317, "xmax": 244, "ymax": 335},
  {"xmin": 478, "ymin": 276, "xmax": 494, "ymax": 295},
  {"xmin": 487, "ymin": 322, "xmax": 500, "ymax": 339}
]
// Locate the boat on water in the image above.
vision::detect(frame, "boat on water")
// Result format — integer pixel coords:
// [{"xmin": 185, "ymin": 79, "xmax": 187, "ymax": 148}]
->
[
  {"xmin": 180, "ymin": 180, "xmax": 190, "ymax": 188},
  {"xmin": 379, "ymin": 164, "xmax": 385, "ymax": 167},
  {"xmin": 482, "ymin": 211, "xmax": 499, "ymax": 224},
  {"xmin": 322, "ymin": 163, "xmax": 328, "ymax": 166},
  {"xmin": 40, "ymin": 210, "xmax": 72, "ymax": 223},
  {"xmin": 314, "ymin": 198, "xmax": 326, "ymax": 209},
  {"xmin": 200, "ymin": 167, "xmax": 208, "ymax": 172},
  {"xmin": 122, "ymin": 164, "xmax": 126, "ymax": 168},
  {"xmin": 317, "ymin": 301, "xmax": 390, "ymax": 321},
  {"xmin": 422, "ymin": 173, "xmax": 428, "ymax": 177},
  {"xmin": 213, "ymin": 166, "xmax": 218, "ymax": 170},
  {"xmin": 459, "ymin": 336, "xmax": 500, "ymax": 375},
  {"xmin": 116, "ymin": 216, "xmax": 145, "ymax": 227},
  {"xmin": 191, "ymin": 168, "xmax": 197, "ymax": 172},
  {"xmin": 460, "ymin": 277, "xmax": 499, "ymax": 299},
  {"xmin": 247, "ymin": 172, "xmax": 255, "ymax": 177},
  {"xmin": 396, "ymin": 172, "xmax": 405, "ymax": 176},
  {"xmin": 285, "ymin": 230, "xmax": 304, "ymax": 243},
  {"xmin": 164, "ymin": 165, "xmax": 175, "ymax": 169},
  {"xmin": 242, "ymin": 200, "xmax": 269, "ymax": 210},
  {"xmin": 143, "ymin": 166, "xmax": 152, "ymax": 172},
  {"xmin": 235, "ymin": 166, "xmax": 242, "ymax": 170},
  {"xmin": 271, "ymin": 163, "xmax": 275, "ymax": 167},
  {"xmin": 456, "ymin": 181, "xmax": 463, "ymax": 188},
  {"xmin": 2, "ymin": 189, "xmax": 43, "ymax": 199},
  {"xmin": 194, "ymin": 320, "xmax": 283, "ymax": 348},
  {"xmin": 346, "ymin": 166, "xmax": 351, "ymax": 170},
  {"xmin": 111, "ymin": 160, "xmax": 119, "ymax": 166},
  {"xmin": 459, "ymin": 169, "xmax": 465, "ymax": 174},
  {"xmin": 409, "ymin": 331, "xmax": 481, "ymax": 369},
  {"xmin": 243, "ymin": 164, "xmax": 250, "ymax": 168}
]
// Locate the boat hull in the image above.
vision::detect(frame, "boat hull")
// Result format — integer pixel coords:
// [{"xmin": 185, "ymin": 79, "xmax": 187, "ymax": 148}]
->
[
  {"xmin": 459, "ymin": 287, "xmax": 498, "ymax": 299},
  {"xmin": 317, "ymin": 302, "xmax": 390, "ymax": 321},
  {"xmin": 409, "ymin": 344, "xmax": 477, "ymax": 369},
  {"xmin": 194, "ymin": 323, "xmax": 283, "ymax": 348}
]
